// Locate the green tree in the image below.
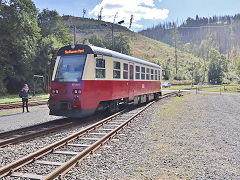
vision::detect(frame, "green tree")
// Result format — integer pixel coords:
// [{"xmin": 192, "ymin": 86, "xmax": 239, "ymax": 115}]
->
[
  {"xmin": 37, "ymin": 9, "xmax": 71, "ymax": 44},
  {"xmin": 162, "ymin": 63, "xmax": 171, "ymax": 80},
  {"xmin": 88, "ymin": 34, "xmax": 105, "ymax": 47},
  {"xmin": 103, "ymin": 32, "xmax": 112, "ymax": 49},
  {"xmin": 208, "ymin": 48, "xmax": 228, "ymax": 84},
  {"xmin": 193, "ymin": 62, "xmax": 202, "ymax": 84},
  {"xmin": 35, "ymin": 9, "xmax": 71, "ymax": 92},
  {"xmin": 183, "ymin": 43, "xmax": 191, "ymax": 53},
  {"xmin": 82, "ymin": 38, "xmax": 90, "ymax": 45},
  {"xmin": 113, "ymin": 33, "xmax": 131, "ymax": 55},
  {"xmin": 0, "ymin": 0, "xmax": 41, "ymax": 93},
  {"xmin": 233, "ymin": 56, "xmax": 240, "ymax": 77}
]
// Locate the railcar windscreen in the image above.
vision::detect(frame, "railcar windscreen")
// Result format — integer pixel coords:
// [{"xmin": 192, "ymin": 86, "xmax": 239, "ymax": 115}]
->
[{"xmin": 55, "ymin": 55, "xmax": 86, "ymax": 82}]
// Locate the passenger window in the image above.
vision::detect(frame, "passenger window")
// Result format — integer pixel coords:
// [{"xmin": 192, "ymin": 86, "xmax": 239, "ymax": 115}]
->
[
  {"xmin": 155, "ymin": 70, "xmax": 158, "ymax": 80},
  {"xmin": 123, "ymin": 63, "xmax": 128, "ymax": 79},
  {"xmin": 135, "ymin": 66, "xmax": 140, "ymax": 80},
  {"xmin": 96, "ymin": 58, "xmax": 105, "ymax": 78},
  {"xmin": 151, "ymin": 69, "xmax": 154, "ymax": 80},
  {"xmin": 130, "ymin": 65, "xmax": 134, "ymax": 80},
  {"xmin": 158, "ymin": 70, "xmax": 161, "ymax": 80},
  {"xmin": 113, "ymin": 61, "xmax": 121, "ymax": 79},
  {"xmin": 146, "ymin": 68, "xmax": 150, "ymax": 80},
  {"xmin": 141, "ymin": 67, "xmax": 145, "ymax": 80}
]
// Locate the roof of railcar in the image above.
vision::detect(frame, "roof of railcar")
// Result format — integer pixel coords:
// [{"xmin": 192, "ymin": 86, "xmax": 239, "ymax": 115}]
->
[{"xmin": 57, "ymin": 44, "xmax": 161, "ymax": 68}]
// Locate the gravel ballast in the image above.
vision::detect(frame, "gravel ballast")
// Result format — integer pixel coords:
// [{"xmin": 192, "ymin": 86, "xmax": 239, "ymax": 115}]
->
[
  {"xmin": 1, "ymin": 92, "xmax": 240, "ymax": 179},
  {"xmin": 63, "ymin": 92, "xmax": 240, "ymax": 179},
  {"xmin": 0, "ymin": 114, "xmax": 106, "ymax": 169}
]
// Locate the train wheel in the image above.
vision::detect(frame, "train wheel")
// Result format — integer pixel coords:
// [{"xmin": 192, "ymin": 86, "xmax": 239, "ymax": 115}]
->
[
  {"xmin": 154, "ymin": 93, "xmax": 160, "ymax": 100},
  {"xmin": 107, "ymin": 100, "xmax": 119, "ymax": 115}
]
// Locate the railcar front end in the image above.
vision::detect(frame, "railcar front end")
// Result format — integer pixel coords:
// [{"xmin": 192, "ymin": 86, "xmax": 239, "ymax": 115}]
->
[{"xmin": 48, "ymin": 47, "xmax": 96, "ymax": 118}]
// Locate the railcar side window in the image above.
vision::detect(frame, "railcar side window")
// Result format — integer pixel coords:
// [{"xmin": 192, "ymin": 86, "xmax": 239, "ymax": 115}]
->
[
  {"xmin": 155, "ymin": 70, "xmax": 158, "ymax": 80},
  {"xmin": 146, "ymin": 68, "xmax": 150, "ymax": 80},
  {"xmin": 130, "ymin": 65, "xmax": 134, "ymax": 80},
  {"xmin": 135, "ymin": 66, "xmax": 140, "ymax": 80},
  {"xmin": 96, "ymin": 58, "xmax": 105, "ymax": 78},
  {"xmin": 141, "ymin": 67, "xmax": 145, "ymax": 80},
  {"xmin": 123, "ymin": 63, "xmax": 128, "ymax": 79},
  {"xmin": 158, "ymin": 70, "xmax": 161, "ymax": 80},
  {"xmin": 113, "ymin": 61, "xmax": 121, "ymax": 79},
  {"xmin": 151, "ymin": 69, "xmax": 154, "ymax": 80}
]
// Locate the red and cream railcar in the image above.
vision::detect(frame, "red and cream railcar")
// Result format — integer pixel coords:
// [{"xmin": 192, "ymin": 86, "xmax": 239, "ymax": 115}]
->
[{"xmin": 48, "ymin": 44, "xmax": 162, "ymax": 117}]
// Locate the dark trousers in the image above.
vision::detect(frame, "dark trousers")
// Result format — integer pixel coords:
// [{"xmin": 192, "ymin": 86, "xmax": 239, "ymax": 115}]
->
[{"xmin": 22, "ymin": 98, "xmax": 29, "ymax": 112}]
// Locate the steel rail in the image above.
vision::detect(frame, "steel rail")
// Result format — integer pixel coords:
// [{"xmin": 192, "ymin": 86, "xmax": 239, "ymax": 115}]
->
[
  {"xmin": 0, "ymin": 121, "xmax": 74, "ymax": 149},
  {"xmin": 0, "ymin": 98, "xmax": 48, "ymax": 105},
  {"xmin": 45, "ymin": 101, "xmax": 155, "ymax": 180},
  {"xmin": 0, "ymin": 111, "xmax": 124, "ymax": 178},
  {"xmin": 45, "ymin": 92, "xmax": 180, "ymax": 179},
  {"xmin": 0, "ymin": 98, "xmax": 48, "ymax": 110},
  {"xmin": 0, "ymin": 91, "xmax": 181, "ymax": 179},
  {"xmin": 0, "ymin": 118, "xmax": 68, "ymax": 140}
]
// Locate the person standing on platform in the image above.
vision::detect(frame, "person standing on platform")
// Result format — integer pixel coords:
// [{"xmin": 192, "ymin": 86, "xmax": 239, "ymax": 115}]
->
[{"xmin": 19, "ymin": 84, "xmax": 30, "ymax": 113}]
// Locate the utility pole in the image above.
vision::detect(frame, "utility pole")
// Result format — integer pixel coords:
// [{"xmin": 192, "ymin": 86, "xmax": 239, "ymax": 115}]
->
[
  {"xmin": 173, "ymin": 24, "xmax": 178, "ymax": 74},
  {"xmin": 101, "ymin": 20, "xmax": 124, "ymax": 50},
  {"xmin": 99, "ymin": 7, "xmax": 103, "ymax": 21},
  {"xmin": 191, "ymin": 62, "xmax": 195, "ymax": 87},
  {"xmin": 203, "ymin": 58, "xmax": 206, "ymax": 84},
  {"xmin": 112, "ymin": 23, "xmax": 114, "ymax": 50},
  {"xmin": 113, "ymin": 12, "xmax": 118, "ymax": 23},
  {"xmin": 202, "ymin": 48, "xmax": 206, "ymax": 85},
  {"xmin": 129, "ymin": 15, "xmax": 134, "ymax": 28},
  {"xmin": 82, "ymin": 8, "xmax": 86, "ymax": 18},
  {"xmin": 73, "ymin": 25, "xmax": 76, "ymax": 45}
]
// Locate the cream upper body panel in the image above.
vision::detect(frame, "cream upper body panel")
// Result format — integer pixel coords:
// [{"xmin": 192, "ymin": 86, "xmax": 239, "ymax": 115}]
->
[
  {"xmin": 82, "ymin": 54, "xmax": 162, "ymax": 81},
  {"xmin": 82, "ymin": 54, "xmax": 95, "ymax": 80}
]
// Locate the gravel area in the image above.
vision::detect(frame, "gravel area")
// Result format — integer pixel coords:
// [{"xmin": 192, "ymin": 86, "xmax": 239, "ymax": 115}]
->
[
  {"xmin": 1, "ymin": 92, "xmax": 240, "ymax": 179},
  {"xmin": 0, "ymin": 105, "xmax": 64, "ymax": 133},
  {"xmin": 62, "ymin": 92, "xmax": 240, "ymax": 180}
]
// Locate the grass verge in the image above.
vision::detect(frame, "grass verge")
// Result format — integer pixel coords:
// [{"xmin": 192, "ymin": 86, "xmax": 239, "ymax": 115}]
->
[{"xmin": 0, "ymin": 94, "xmax": 49, "ymax": 103}]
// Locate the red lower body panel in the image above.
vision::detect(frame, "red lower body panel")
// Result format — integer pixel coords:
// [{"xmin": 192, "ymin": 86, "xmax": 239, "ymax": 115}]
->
[
  {"xmin": 82, "ymin": 80, "xmax": 161, "ymax": 109},
  {"xmin": 48, "ymin": 80, "xmax": 161, "ymax": 117}
]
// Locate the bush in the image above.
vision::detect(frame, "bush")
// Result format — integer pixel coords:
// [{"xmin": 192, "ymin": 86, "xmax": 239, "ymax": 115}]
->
[{"xmin": 0, "ymin": 79, "xmax": 7, "ymax": 95}]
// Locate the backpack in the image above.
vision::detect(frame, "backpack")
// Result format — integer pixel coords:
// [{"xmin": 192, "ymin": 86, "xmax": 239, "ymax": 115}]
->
[{"xmin": 19, "ymin": 90, "xmax": 23, "ymax": 98}]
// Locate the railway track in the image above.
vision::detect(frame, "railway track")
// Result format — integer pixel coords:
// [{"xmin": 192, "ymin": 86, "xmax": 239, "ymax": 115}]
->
[
  {"xmin": 0, "ymin": 98, "xmax": 48, "ymax": 110},
  {"xmin": 0, "ymin": 118, "xmax": 76, "ymax": 149},
  {"xmin": 0, "ymin": 91, "xmax": 181, "ymax": 180}
]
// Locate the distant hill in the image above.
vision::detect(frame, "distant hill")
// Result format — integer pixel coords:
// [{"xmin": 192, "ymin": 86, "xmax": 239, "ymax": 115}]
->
[
  {"xmin": 62, "ymin": 16, "xmax": 202, "ymax": 80},
  {"xmin": 139, "ymin": 14, "xmax": 240, "ymax": 59}
]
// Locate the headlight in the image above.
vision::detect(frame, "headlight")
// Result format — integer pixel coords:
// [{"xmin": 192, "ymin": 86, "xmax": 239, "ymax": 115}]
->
[
  {"xmin": 73, "ymin": 89, "xmax": 82, "ymax": 95},
  {"xmin": 51, "ymin": 89, "xmax": 59, "ymax": 94}
]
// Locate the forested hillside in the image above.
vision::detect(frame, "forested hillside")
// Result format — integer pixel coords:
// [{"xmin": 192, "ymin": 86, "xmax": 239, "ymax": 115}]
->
[{"xmin": 139, "ymin": 14, "xmax": 240, "ymax": 83}]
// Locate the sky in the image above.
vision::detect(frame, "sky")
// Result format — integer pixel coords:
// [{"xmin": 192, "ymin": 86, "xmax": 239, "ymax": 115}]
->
[{"xmin": 32, "ymin": 0, "xmax": 240, "ymax": 31}]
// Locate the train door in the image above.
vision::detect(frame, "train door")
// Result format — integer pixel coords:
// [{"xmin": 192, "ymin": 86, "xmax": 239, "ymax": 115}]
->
[{"xmin": 128, "ymin": 63, "xmax": 134, "ymax": 100}]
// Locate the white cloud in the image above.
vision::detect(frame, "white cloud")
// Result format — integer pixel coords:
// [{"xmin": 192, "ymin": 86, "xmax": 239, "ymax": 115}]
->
[{"xmin": 90, "ymin": 0, "xmax": 168, "ymax": 28}]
